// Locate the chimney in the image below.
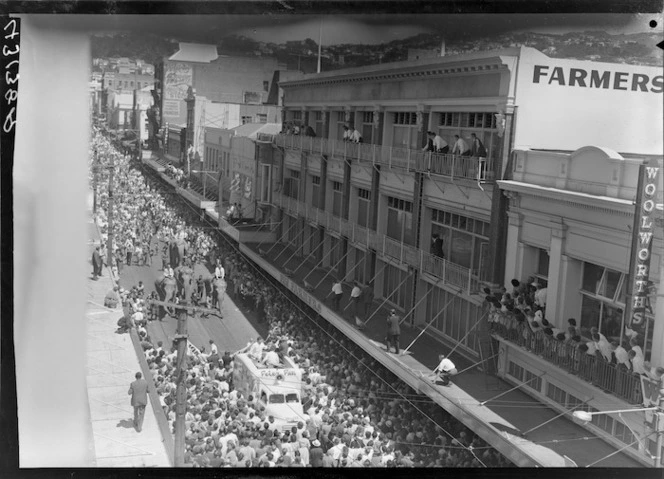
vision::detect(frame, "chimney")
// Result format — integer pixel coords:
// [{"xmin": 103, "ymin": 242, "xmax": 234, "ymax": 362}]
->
[{"xmin": 440, "ymin": 40, "xmax": 446, "ymax": 57}]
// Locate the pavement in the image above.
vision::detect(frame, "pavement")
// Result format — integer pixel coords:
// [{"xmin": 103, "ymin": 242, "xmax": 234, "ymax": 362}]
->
[{"xmin": 85, "ymin": 211, "xmax": 171, "ymax": 467}]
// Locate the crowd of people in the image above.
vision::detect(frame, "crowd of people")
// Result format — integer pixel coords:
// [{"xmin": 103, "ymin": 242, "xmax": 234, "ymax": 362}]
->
[
  {"xmin": 91, "ymin": 127, "xmax": 511, "ymax": 468},
  {"xmin": 486, "ymin": 276, "xmax": 659, "ymax": 403}
]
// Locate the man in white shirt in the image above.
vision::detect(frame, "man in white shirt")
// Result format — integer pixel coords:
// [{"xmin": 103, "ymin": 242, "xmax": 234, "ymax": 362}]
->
[
  {"xmin": 629, "ymin": 349, "xmax": 647, "ymax": 375},
  {"xmin": 613, "ymin": 341, "xmax": 631, "ymax": 370},
  {"xmin": 423, "ymin": 131, "xmax": 449, "ymax": 154},
  {"xmin": 342, "ymin": 125, "xmax": 352, "ymax": 142},
  {"xmin": 428, "ymin": 354, "xmax": 457, "ymax": 386},
  {"xmin": 262, "ymin": 347, "xmax": 281, "ymax": 367},
  {"xmin": 330, "ymin": 279, "xmax": 343, "ymax": 312},
  {"xmin": 215, "ymin": 260, "xmax": 225, "ymax": 280},
  {"xmin": 208, "ymin": 339, "xmax": 219, "ymax": 357},
  {"xmin": 452, "ymin": 135, "xmax": 470, "ymax": 156},
  {"xmin": 534, "ymin": 284, "xmax": 547, "ymax": 309},
  {"xmin": 349, "ymin": 128, "xmax": 362, "ymax": 143},
  {"xmin": 349, "ymin": 281, "xmax": 362, "ymax": 322},
  {"xmin": 248, "ymin": 338, "xmax": 266, "ymax": 361}
]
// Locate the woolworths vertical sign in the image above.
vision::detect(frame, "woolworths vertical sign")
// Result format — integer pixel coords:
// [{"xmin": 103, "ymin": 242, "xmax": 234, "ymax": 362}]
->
[{"xmin": 627, "ymin": 163, "xmax": 660, "ymax": 333}]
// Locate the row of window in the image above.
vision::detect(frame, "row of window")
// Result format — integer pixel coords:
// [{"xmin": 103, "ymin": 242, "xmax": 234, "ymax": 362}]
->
[
  {"xmin": 439, "ymin": 112, "xmax": 498, "ymax": 129},
  {"xmin": 431, "ymin": 209, "xmax": 490, "ymax": 237},
  {"xmin": 106, "ymin": 80, "xmax": 152, "ymax": 89},
  {"xmin": 387, "ymin": 196, "xmax": 413, "ymax": 213},
  {"xmin": 204, "ymin": 146, "xmax": 230, "ymax": 177},
  {"xmin": 241, "ymin": 114, "xmax": 268, "ymax": 125}
]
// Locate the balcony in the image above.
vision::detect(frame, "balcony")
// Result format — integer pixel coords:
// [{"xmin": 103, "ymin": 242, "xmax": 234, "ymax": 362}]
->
[
  {"xmin": 490, "ymin": 315, "xmax": 643, "ymax": 405},
  {"xmin": 273, "ymin": 191, "xmax": 480, "ymax": 293},
  {"xmin": 273, "ymin": 133, "xmax": 494, "ymax": 183}
]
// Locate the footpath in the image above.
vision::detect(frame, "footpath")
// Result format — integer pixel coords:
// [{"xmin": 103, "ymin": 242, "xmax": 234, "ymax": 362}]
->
[{"xmin": 85, "ymin": 212, "xmax": 171, "ymax": 467}]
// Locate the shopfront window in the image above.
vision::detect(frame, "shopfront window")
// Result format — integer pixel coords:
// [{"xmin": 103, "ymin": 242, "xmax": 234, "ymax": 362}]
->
[
  {"xmin": 386, "ymin": 196, "xmax": 413, "ymax": 244},
  {"xmin": 357, "ymin": 188, "xmax": 371, "ymax": 228},
  {"xmin": 382, "ymin": 263, "xmax": 412, "ymax": 310},
  {"xmin": 580, "ymin": 262, "xmax": 626, "ymax": 340},
  {"xmin": 311, "ymin": 175, "xmax": 321, "ymax": 209},
  {"xmin": 392, "ymin": 112, "xmax": 418, "ymax": 149},
  {"xmin": 430, "ymin": 208, "xmax": 489, "ymax": 275},
  {"xmin": 284, "ymin": 169, "xmax": 300, "ymax": 200}
]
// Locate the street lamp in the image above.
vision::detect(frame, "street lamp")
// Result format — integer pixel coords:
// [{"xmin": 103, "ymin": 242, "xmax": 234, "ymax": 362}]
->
[{"xmin": 573, "ymin": 407, "xmax": 664, "ymax": 467}]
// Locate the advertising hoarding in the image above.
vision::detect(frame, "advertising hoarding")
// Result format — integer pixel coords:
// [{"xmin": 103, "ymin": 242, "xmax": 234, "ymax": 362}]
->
[{"xmin": 513, "ymin": 48, "xmax": 663, "ymax": 155}]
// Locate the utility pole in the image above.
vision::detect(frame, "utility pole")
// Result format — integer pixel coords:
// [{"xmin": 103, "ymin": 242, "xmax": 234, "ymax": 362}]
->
[
  {"xmin": 173, "ymin": 306, "xmax": 188, "ymax": 467},
  {"xmin": 107, "ymin": 155, "xmax": 115, "ymax": 268},
  {"xmin": 143, "ymin": 298, "xmax": 222, "ymax": 466},
  {"xmin": 93, "ymin": 148, "xmax": 98, "ymax": 215}
]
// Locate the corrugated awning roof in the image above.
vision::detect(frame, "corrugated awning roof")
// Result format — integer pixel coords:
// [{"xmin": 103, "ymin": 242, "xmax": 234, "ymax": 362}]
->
[{"xmin": 169, "ymin": 43, "xmax": 219, "ymax": 63}]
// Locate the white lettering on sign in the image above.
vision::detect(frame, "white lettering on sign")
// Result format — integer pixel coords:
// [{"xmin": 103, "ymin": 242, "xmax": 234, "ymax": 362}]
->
[
  {"xmin": 630, "ymin": 166, "xmax": 660, "ymax": 328},
  {"xmin": 533, "ymin": 65, "xmax": 664, "ymax": 93},
  {"xmin": 259, "ymin": 368, "xmax": 298, "ymax": 378}
]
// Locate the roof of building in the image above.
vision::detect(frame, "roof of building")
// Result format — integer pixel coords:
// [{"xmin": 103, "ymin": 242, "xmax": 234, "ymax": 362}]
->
[
  {"xmin": 231, "ymin": 122, "xmax": 282, "ymax": 139},
  {"xmin": 169, "ymin": 43, "xmax": 219, "ymax": 63}
]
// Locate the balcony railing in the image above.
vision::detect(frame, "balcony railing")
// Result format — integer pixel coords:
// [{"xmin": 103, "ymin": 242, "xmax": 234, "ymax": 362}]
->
[
  {"xmin": 490, "ymin": 316, "xmax": 643, "ymax": 405},
  {"xmin": 274, "ymin": 133, "xmax": 494, "ymax": 182},
  {"xmin": 273, "ymin": 191, "xmax": 478, "ymax": 293}
]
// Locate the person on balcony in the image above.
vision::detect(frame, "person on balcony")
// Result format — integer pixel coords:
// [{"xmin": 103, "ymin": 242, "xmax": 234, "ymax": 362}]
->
[
  {"xmin": 470, "ymin": 133, "xmax": 487, "ymax": 158},
  {"xmin": 431, "ymin": 131, "xmax": 449, "ymax": 154},
  {"xmin": 342, "ymin": 125, "xmax": 352, "ymax": 142},
  {"xmin": 422, "ymin": 132, "xmax": 434, "ymax": 152},
  {"xmin": 451, "ymin": 135, "xmax": 470, "ymax": 157},
  {"xmin": 430, "ymin": 233, "xmax": 444, "ymax": 259},
  {"xmin": 613, "ymin": 340, "xmax": 631, "ymax": 370},
  {"xmin": 628, "ymin": 349, "xmax": 647, "ymax": 375},
  {"xmin": 349, "ymin": 127, "xmax": 362, "ymax": 143},
  {"xmin": 304, "ymin": 125, "xmax": 317, "ymax": 137}
]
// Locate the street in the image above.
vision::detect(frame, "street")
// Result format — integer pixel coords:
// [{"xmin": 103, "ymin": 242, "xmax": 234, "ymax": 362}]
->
[{"xmin": 116, "ymin": 240, "xmax": 268, "ymax": 355}]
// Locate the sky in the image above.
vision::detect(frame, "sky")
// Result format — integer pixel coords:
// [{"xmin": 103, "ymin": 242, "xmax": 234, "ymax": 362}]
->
[
  {"xmin": 233, "ymin": 13, "xmax": 664, "ymax": 45},
  {"xmin": 39, "ymin": 12, "xmax": 664, "ymax": 45}
]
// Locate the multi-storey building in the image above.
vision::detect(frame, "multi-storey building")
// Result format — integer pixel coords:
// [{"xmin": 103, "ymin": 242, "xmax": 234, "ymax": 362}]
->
[
  {"xmin": 257, "ymin": 45, "xmax": 663, "ymax": 466},
  {"xmin": 154, "ymin": 43, "xmax": 283, "ymax": 129}
]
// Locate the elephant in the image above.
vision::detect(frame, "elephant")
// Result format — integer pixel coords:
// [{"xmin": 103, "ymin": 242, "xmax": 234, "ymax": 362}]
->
[
  {"xmin": 211, "ymin": 277, "xmax": 226, "ymax": 316},
  {"xmin": 154, "ymin": 273, "xmax": 177, "ymax": 317},
  {"xmin": 176, "ymin": 265, "xmax": 194, "ymax": 304},
  {"xmin": 169, "ymin": 238, "xmax": 188, "ymax": 268}
]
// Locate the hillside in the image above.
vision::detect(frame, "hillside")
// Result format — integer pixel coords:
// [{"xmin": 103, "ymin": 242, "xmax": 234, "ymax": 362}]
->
[{"xmin": 91, "ymin": 29, "xmax": 663, "ymax": 73}]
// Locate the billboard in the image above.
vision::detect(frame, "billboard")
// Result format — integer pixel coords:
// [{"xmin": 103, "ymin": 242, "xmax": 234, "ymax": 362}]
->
[
  {"xmin": 513, "ymin": 48, "xmax": 663, "ymax": 155},
  {"xmin": 164, "ymin": 62, "xmax": 193, "ymax": 101},
  {"xmin": 162, "ymin": 62, "xmax": 193, "ymax": 120}
]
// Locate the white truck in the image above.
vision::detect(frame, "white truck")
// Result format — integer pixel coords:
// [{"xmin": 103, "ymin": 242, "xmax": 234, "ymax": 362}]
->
[{"xmin": 233, "ymin": 353, "xmax": 308, "ymax": 430}]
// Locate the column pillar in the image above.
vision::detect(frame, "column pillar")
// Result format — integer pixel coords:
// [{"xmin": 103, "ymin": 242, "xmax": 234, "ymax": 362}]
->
[
  {"xmin": 503, "ymin": 208, "xmax": 522, "ymax": 288},
  {"xmin": 558, "ymin": 255, "xmax": 583, "ymax": 329},
  {"xmin": 546, "ymin": 221, "xmax": 567, "ymax": 327},
  {"xmin": 322, "ymin": 107, "xmax": 330, "ymax": 139},
  {"xmin": 650, "ymin": 253, "xmax": 664, "ymax": 367}
]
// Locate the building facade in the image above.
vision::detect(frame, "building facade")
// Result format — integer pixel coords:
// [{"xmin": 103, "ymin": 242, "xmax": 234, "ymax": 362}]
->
[
  {"xmin": 259, "ymin": 45, "xmax": 663, "ymax": 465},
  {"xmin": 155, "ymin": 43, "xmax": 282, "ymax": 129}
]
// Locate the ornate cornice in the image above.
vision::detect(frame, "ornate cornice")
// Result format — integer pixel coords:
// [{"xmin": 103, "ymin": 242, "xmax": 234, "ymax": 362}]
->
[{"xmin": 282, "ymin": 63, "xmax": 507, "ymax": 89}]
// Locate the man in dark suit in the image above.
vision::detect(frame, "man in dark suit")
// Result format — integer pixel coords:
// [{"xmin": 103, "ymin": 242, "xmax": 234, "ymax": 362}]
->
[
  {"xmin": 128, "ymin": 371, "xmax": 149, "ymax": 432},
  {"xmin": 91, "ymin": 245, "xmax": 103, "ymax": 280},
  {"xmin": 386, "ymin": 309, "xmax": 401, "ymax": 355},
  {"xmin": 431, "ymin": 234, "xmax": 444, "ymax": 259}
]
